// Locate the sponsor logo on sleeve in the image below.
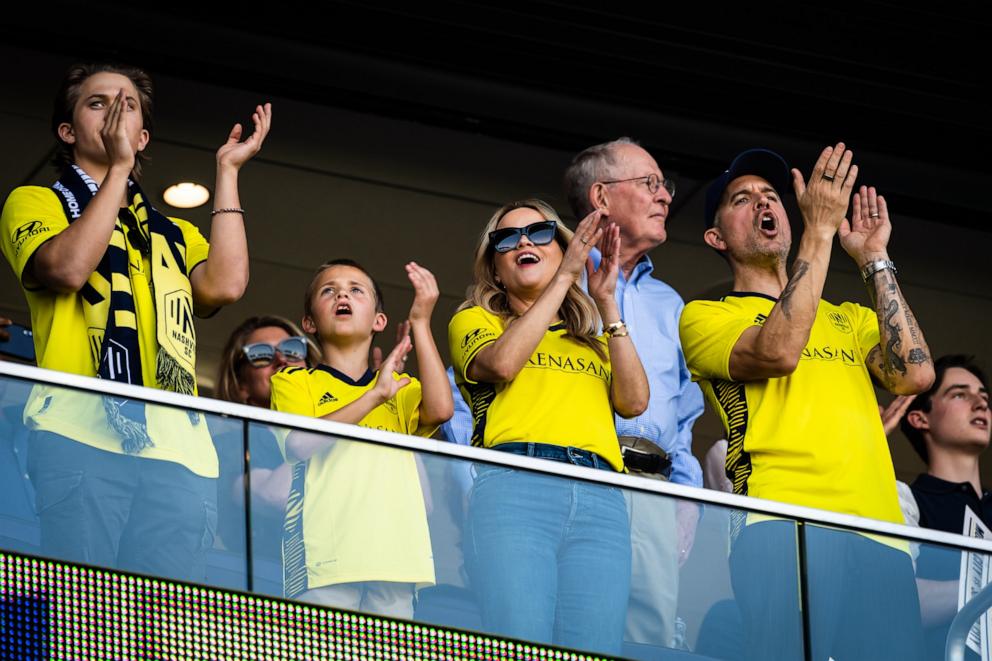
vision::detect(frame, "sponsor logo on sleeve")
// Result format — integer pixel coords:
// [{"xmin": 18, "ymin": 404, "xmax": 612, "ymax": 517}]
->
[
  {"xmin": 461, "ymin": 328, "xmax": 495, "ymax": 352},
  {"xmin": 11, "ymin": 220, "xmax": 51, "ymax": 256}
]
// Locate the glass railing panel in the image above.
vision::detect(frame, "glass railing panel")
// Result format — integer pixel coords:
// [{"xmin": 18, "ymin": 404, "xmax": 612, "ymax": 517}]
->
[
  {"xmin": 0, "ymin": 372, "xmax": 248, "ymax": 591},
  {"xmin": 251, "ymin": 417, "xmax": 805, "ymax": 659},
  {"xmin": 676, "ymin": 510, "xmax": 804, "ymax": 661},
  {"xmin": 245, "ymin": 420, "xmax": 295, "ymax": 597},
  {"xmin": 11, "ymin": 364, "xmax": 992, "ymax": 661},
  {"xmin": 803, "ymin": 523, "xmax": 992, "ymax": 661}
]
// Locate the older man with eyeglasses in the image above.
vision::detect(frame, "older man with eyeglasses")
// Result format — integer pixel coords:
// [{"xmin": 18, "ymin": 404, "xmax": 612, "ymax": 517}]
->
[{"xmin": 563, "ymin": 137, "xmax": 704, "ymax": 652}]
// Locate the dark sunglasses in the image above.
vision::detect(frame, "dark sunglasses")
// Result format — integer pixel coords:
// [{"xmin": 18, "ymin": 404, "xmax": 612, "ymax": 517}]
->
[
  {"xmin": 241, "ymin": 336, "xmax": 308, "ymax": 368},
  {"xmin": 489, "ymin": 220, "xmax": 558, "ymax": 253}
]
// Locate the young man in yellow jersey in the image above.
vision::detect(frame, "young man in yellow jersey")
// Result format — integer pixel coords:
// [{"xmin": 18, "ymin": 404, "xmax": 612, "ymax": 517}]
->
[
  {"xmin": 0, "ymin": 63, "xmax": 270, "ymax": 582},
  {"xmin": 270, "ymin": 258, "xmax": 452, "ymax": 618},
  {"xmin": 680, "ymin": 145, "xmax": 935, "ymax": 661}
]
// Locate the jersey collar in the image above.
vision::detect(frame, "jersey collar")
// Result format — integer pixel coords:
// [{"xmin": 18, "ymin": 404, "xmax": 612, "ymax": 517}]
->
[
  {"xmin": 722, "ymin": 291, "xmax": 779, "ymax": 303},
  {"xmin": 316, "ymin": 364, "xmax": 375, "ymax": 386}
]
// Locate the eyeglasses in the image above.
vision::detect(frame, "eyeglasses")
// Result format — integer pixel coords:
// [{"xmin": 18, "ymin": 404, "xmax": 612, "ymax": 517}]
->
[
  {"xmin": 488, "ymin": 220, "xmax": 558, "ymax": 253},
  {"xmin": 241, "ymin": 336, "xmax": 308, "ymax": 368},
  {"xmin": 600, "ymin": 173, "xmax": 676, "ymax": 197}
]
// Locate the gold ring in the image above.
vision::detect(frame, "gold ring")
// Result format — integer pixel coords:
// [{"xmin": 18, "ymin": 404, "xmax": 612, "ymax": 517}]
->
[{"xmin": 870, "ymin": 213, "xmax": 880, "ymax": 218}]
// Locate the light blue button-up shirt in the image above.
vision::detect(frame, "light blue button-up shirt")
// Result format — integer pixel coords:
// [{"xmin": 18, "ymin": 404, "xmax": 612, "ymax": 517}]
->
[
  {"xmin": 594, "ymin": 250, "xmax": 704, "ymax": 487},
  {"xmin": 441, "ymin": 252, "xmax": 704, "ymax": 488}
]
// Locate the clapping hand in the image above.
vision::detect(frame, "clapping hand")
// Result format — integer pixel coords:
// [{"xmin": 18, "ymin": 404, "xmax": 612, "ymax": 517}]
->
[
  {"xmin": 841, "ymin": 185, "xmax": 892, "ymax": 265},
  {"xmin": 587, "ymin": 221, "xmax": 621, "ymax": 307},
  {"xmin": 791, "ymin": 142, "xmax": 858, "ymax": 240},
  {"xmin": 407, "ymin": 262, "xmax": 440, "ymax": 325},
  {"xmin": 558, "ymin": 210, "xmax": 606, "ymax": 281},
  {"xmin": 216, "ymin": 103, "xmax": 272, "ymax": 171},
  {"xmin": 372, "ymin": 335, "xmax": 413, "ymax": 402}
]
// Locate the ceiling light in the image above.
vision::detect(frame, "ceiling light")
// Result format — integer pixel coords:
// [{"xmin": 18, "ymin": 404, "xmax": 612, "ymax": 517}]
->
[{"xmin": 162, "ymin": 182, "xmax": 210, "ymax": 209}]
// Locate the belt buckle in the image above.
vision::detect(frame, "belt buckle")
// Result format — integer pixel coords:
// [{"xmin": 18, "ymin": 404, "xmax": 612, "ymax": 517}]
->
[{"xmin": 621, "ymin": 446, "xmax": 671, "ymax": 475}]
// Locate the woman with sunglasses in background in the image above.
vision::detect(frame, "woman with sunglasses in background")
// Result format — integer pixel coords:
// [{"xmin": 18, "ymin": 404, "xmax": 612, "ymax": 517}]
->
[
  {"xmin": 448, "ymin": 199, "xmax": 648, "ymax": 655},
  {"xmin": 214, "ymin": 316, "xmax": 319, "ymax": 564}
]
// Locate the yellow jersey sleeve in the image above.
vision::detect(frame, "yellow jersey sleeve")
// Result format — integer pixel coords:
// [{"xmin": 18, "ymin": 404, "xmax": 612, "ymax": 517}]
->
[
  {"xmin": 448, "ymin": 306, "xmax": 501, "ymax": 384},
  {"xmin": 852, "ymin": 303, "xmax": 881, "ymax": 361},
  {"xmin": 170, "ymin": 217, "xmax": 210, "ymax": 276},
  {"xmin": 271, "ymin": 367, "xmax": 316, "ymax": 417},
  {"xmin": 270, "ymin": 367, "xmax": 317, "ymax": 461},
  {"xmin": 395, "ymin": 374, "xmax": 435, "ymax": 438},
  {"xmin": 680, "ymin": 299, "xmax": 758, "ymax": 381},
  {"xmin": 1, "ymin": 186, "xmax": 69, "ymax": 289}
]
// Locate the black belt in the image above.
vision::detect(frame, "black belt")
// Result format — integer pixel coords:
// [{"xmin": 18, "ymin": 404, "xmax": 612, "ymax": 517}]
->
[{"xmin": 619, "ymin": 436, "xmax": 672, "ymax": 476}]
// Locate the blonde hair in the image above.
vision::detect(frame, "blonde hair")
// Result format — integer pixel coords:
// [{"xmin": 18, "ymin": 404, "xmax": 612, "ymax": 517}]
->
[
  {"xmin": 215, "ymin": 315, "xmax": 321, "ymax": 405},
  {"xmin": 460, "ymin": 199, "xmax": 606, "ymax": 360}
]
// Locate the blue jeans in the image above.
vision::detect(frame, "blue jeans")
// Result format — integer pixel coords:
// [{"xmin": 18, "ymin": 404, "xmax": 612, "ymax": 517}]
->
[
  {"xmin": 465, "ymin": 446, "xmax": 631, "ymax": 656},
  {"xmin": 28, "ymin": 431, "xmax": 217, "ymax": 583}
]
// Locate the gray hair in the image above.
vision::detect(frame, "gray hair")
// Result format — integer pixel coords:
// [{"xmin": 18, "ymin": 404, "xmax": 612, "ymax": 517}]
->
[{"xmin": 563, "ymin": 137, "xmax": 640, "ymax": 219}]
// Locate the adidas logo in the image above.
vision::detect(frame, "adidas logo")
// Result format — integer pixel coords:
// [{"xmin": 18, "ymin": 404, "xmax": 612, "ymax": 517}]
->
[{"xmin": 318, "ymin": 392, "xmax": 338, "ymax": 405}]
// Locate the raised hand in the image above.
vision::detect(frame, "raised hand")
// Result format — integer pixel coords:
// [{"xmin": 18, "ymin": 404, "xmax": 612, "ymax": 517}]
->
[
  {"xmin": 371, "ymin": 320, "xmax": 411, "ymax": 371},
  {"xmin": 791, "ymin": 142, "xmax": 858, "ymax": 240},
  {"xmin": 406, "ymin": 262, "xmax": 439, "ymax": 325},
  {"xmin": 879, "ymin": 394, "xmax": 916, "ymax": 436},
  {"xmin": 216, "ymin": 103, "xmax": 272, "ymax": 171},
  {"xmin": 373, "ymin": 335, "xmax": 413, "ymax": 402},
  {"xmin": 101, "ymin": 88, "xmax": 137, "ymax": 173},
  {"xmin": 841, "ymin": 185, "xmax": 892, "ymax": 265},
  {"xmin": 587, "ymin": 222, "xmax": 621, "ymax": 307},
  {"xmin": 558, "ymin": 209, "xmax": 605, "ymax": 281}
]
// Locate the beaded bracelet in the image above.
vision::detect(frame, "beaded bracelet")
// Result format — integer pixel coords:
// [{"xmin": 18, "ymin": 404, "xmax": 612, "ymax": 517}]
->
[{"xmin": 211, "ymin": 207, "xmax": 245, "ymax": 217}]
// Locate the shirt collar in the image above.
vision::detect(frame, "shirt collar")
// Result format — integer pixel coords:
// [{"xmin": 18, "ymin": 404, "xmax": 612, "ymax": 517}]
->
[
  {"xmin": 622, "ymin": 253, "xmax": 654, "ymax": 285},
  {"xmin": 316, "ymin": 364, "xmax": 375, "ymax": 386},
  {"xmin": 590, "ymin": 248, "xmax": 654, "ymax": 285},
  {"xmin": 723, "ymin": 291, "xmax": 779, "ymax": 303},
  {"xmin": 912, "ymin": 472, "xmax": 988, "ymax": 497}
]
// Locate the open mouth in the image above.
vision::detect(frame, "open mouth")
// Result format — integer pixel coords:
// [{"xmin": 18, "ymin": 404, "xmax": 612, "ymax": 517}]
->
[
  {"xmin": 972, "ymin": 417, "xmax": 990, "ymax": 430},
  {"xmin": 758, "ymin": 212, "xmax": 777, "ymax": 235},
  {"xmin": 335, "ymin": 303, "xmax": 352, "ymax": 317},
  {"xmin": 516, "ymin": 252, "xmax": 541, "ymax": 266}
]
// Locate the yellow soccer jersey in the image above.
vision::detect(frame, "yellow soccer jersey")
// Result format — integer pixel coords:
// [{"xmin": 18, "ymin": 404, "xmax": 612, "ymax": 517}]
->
[
  {"xmin": 270, "ymin": 365, "xmax": 435, "ymax": 596},
  {"xmin": 679, "ymin": 293, "xmax": 904, "ymax": 527},
  {"xmin": 448, "ymin": 305, "xmax": 623, "ymax": 472},
  {"xmin": 0, "ymin": 185, "xmax": 215, "ymax": 477}
]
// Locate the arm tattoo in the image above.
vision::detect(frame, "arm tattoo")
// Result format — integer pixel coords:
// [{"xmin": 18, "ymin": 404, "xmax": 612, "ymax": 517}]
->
[
  {"xmin": 869, "ymin": 268, "xmax": 932, "ymax": 385},
  {"xmin": 882, "ymin": 298, "xmax": 907, "ymax": 377},
  {"xmin": 780, "ymin": 259, "xmax": 810, "ymax": 320}
]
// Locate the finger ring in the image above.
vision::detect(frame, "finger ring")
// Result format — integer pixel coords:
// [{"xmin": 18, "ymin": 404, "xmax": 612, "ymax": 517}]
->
[
  {"xmin": 870, "ymin": 213, "xmax": 880, "ymax": 218},
  {"xmin": 580, "ymin": 238, "xmax": 589, "ymax": 245},
  {"xmin": 822, "ymin": 174, "xmax": 835, "ymax": 182}
]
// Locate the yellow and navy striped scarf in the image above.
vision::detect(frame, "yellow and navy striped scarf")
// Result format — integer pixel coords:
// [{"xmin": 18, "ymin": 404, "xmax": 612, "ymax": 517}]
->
[{"xmin": 52, "ymin": 165, "xmax": 198, "ymax": 453}]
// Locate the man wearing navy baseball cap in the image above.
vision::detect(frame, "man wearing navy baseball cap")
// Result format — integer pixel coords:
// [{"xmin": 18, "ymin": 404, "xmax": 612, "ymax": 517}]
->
[{"xmin": 680, "ymin": 143, "xmax": 935, "ymax": 661}]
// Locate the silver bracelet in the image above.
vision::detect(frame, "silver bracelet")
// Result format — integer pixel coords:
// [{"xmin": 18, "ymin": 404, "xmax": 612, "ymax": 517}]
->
[
  {"xmin": 860, "ymin": 259, "xmax": 897, "ymax": 282},
  {"xmin": 211, "ymin": 207, "xmax": 245, "ymax": 217}
]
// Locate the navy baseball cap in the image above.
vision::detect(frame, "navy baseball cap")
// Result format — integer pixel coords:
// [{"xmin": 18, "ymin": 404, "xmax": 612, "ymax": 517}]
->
[{"xmin": 704, "ymin": 149, "xmax": 791, "ymax": 229}]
